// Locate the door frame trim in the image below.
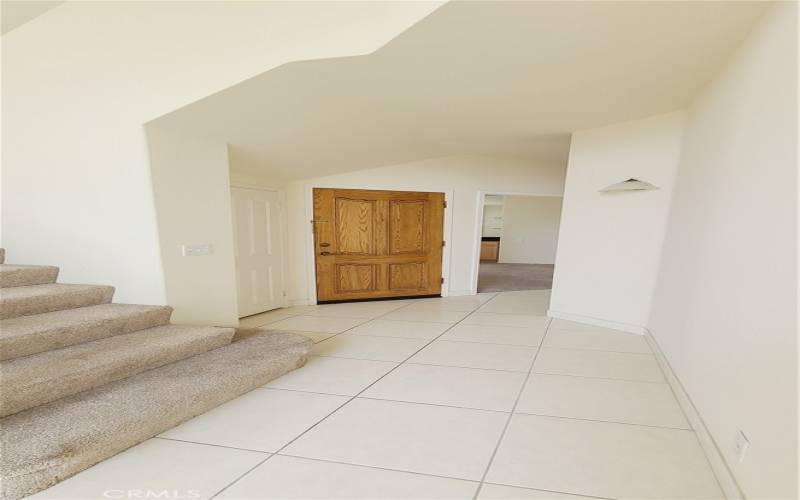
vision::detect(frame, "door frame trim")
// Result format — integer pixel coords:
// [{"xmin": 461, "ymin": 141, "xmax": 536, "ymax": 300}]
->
[
  {"xmin": 469, "ymin": 190, "xmax": 564, "ymax": 295},
  {"xmin": 303, "ymin": 183, "xmax": 454, "ymax": 305},
  {"xmin": 230, "ymin": 185, "xmax": 289, "ymax": 316}
]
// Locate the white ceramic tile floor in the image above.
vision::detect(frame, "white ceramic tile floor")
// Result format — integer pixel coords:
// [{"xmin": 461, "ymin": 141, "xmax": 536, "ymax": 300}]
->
[
  {"xmin": 305, "ymin": 301, "xmax": 409, "ymax": 318},
  {"xmin": 409, "ymin": 339, "xmax": 538, "ymax": 372},
  {"xmin": 543, "ymin": 327, "xmax": 651, "ymax": 353},
  {"xmin": 158, "ymin": 388, "xmax": 348, "ymax": 452},
  {"xmin": 477, "ymin": 483, "xmax": 601, "ymax": 499},
  {"xmin": 362, "ymin": 363, "xmax": 526, "ymax": 411},
  {"xmin": 30, "ymin": 438, "xmax": 266, "ymax": 500},
  {"xmin": 290, "ymin": 331, "xmax": 337, "ymax": 343},
  {"xmin": 345, "ymin": 319, "xmax": 452, "ymax": 339},
  {"xmin": 311, "ymin": 334, "xmax": 430, "ymax": 362},
  {"xmin": 38, "ymin": 290, "xmax": 722, "ymax": 500},
  {"xmin": 463, "ymin": 312, "xmax": 550, "ymax": 328},
  {"xmin": 486, "ymin": 414, "xmax": 722, "ymax": 499},
  {"xmin": 217, "ymin": 455, "xmax": 479, "ymax": 499},
  {"xmin": 283, "ymin": 398, "xmax": 508, "ymax": 480},
  {"xmin": 441, "ymin": 323, "xmax": 545, "ymax": 346},
  {"xmin": 265, "ymin": 355, "xmax": 398, "ymax": 396},
  {"xmin": 517, "ymin": 374, "xmax": 689, "ymax": 428},
  {"xmin": 533, "ymin": 347, "xmax": 665, "ymax": 382},
  {"xmin": 266, "ymin": 315, "xmax": 368, "ymax": 333},
  {"xmin": 238, "ymin": 309, "xmax": 298, "ymax": 328},
  {"xmin": 380, "ymin": 308, "xmax": 471, "ymax": 323}
]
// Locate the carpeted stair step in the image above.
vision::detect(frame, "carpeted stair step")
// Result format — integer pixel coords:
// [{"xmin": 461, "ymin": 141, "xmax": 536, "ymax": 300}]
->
[
  {"xmin": 0, "ymin": 264, "xmax": 59, "ymax": 288},
  {"xmin": 0, "ymin": 283, "xmax": 114, "ymax": 320},
  {"xmin": 0, "ymin": 324, "xmax": 235, "ymax": 418},
  {"xmin": 0, "ymin": 330, "xmax": 311, "ymax": 500},
  {"xmin": 0, "ymin": 303, "xmax": 173, "ymax": 361}
]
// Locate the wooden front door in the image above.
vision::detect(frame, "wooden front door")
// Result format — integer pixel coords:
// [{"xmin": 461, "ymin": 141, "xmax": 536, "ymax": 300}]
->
[{"xmin": 313, "ymin": 188, "xmax": 445, "ymax": 302}]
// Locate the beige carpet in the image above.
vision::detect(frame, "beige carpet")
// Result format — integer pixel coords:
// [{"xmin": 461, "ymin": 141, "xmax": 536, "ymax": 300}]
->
[{"xmin": 477, "ymin": 263, "xmax": 554, "ymax": 292}]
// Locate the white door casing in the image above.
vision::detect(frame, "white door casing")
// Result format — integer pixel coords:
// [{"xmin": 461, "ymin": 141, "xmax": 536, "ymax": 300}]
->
[{"xmin": 232, "ymin": 187, "xmax": 285, "ymax": 317}]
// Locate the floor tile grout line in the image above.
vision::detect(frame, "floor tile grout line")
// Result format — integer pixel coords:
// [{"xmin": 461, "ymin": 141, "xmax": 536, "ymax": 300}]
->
[
  {"xmin": 531, "ymin": 369, "xmax": 664, "ymax": 384},
  {"xmin": 257, "ymin": 386, "xmax": 691, "ymax": 431},
  {"xmin": 540, "ymin": 345, "xmax": 656, "ymax": 356},
  {"xmin": 479, "ymin": 481, "xmax": 614, "ymax": 500},
  {"xmin": 509, "ymin": 411, "xmax": 694, "ymax": 431},
  {"xmin": 405, "ymin": 360, "xmax": 532, "ymax": 373},
  {"xmin": 470, "ymin": 309, "xmax": 553, "ymax": 316},
  {"xmin": 522, "ymin": 371, "xmax": 672, "ymax": 385},
  {"xmin": 209, "ymin": 294, "xmax": 491, "ymax": 499},
  {"xmin": 272, "ymin": 452, "xmax": 482, "ymax": 485},
  {"xmin": 153, "ymin": 436, "xmax": 271, "ymax": 455},
  {"xmin": 472, "ymin": 312, "xmax": 553, "ymax": 500},
  {"xmin": 260, "ymin": 386, "xmax": 515, "ymax": 414},
  {"xmin": 343, "ymin": 332, "xmax": 546, "ymax": 347},
  {"xmin": 307, "ymin": 354, "xmax": 534, "ymax": 373}
]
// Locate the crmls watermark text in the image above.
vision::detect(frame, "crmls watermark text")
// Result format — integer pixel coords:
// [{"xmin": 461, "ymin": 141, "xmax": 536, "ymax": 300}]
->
[{"xmin": 103, "ymin": 490, "xmax": 201, "ymax": 499}]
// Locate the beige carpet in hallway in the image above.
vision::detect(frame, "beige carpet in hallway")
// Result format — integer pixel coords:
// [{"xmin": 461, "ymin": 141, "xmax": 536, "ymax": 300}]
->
[{"xmin": 477, "ymin": 263, "xmax": 554, "ymax": 292}]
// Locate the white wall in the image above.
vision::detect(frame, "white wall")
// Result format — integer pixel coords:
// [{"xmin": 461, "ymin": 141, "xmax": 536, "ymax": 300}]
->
[
  {"xmin": 481, "ymin": 203, "xmax": 504, "ymax": 238},
  {"xmin": 146, "ymin": 128, "xmax": 238, "ymax": 327},
  {"xmin": 258, "ymin": 155, "xmax": 566, "ymax": 303},
  {"xmin": 499, "ymin": 196, "xmax": 562, "ymax": 265},
  {"xmin": 648, "ymin": 4, "xmax": 797, "ymax": 498},
  {"xmin": 1, "ymin": 1, "xmax": 442, "ymax": 305},
  {"xmin": 550, "ymin": 111, "xmax": 686, "ymax": 331}
]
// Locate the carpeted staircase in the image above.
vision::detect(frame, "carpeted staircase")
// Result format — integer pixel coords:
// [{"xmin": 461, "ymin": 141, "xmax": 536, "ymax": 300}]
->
[{"xmin": 0, "ymin": 249, "xmax": 312, "ymax": 500}]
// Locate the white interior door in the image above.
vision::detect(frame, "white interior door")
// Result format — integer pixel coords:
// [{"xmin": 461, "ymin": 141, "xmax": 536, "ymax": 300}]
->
[{"xmin": 232, "ymin": 187, "xmax": 285, "ymax": 317}]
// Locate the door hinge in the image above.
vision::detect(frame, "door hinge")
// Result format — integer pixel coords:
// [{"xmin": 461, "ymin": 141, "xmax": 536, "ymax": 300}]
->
[
  {"xmin": 442, "ymin": 240, "xmax": 446, "ymax": 247},
  {"xmin": 440, "ymin": 277, "xmax": 445, "ymax": 284},
  {"xmin": 443, "ymin": 200, "xmax": 447, "ymax": 208}
]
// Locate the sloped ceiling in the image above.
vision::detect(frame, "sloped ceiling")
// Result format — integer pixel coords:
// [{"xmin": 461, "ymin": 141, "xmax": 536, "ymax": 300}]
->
[
  {"xmin": 150, "ymin": 0, "xmax": 769, "ymax": 180},
  {"xmin": 1, "ymin": 0, "xmax": 64, "ymax": 35}
]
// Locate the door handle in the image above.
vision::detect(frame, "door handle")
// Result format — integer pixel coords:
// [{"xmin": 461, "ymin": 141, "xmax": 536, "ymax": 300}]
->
[{"xmin": 320, "ymin": 251, "xmax": 337, "ymax": 256}]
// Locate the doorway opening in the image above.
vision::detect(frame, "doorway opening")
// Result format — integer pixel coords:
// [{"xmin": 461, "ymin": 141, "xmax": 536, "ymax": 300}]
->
[{"xmin": 473, "ymin": 193, "xmax": 563, "ymax": 293}]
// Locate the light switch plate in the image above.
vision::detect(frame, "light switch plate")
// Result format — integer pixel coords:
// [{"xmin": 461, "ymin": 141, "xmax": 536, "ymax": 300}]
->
[{"xmin": 182, "ymin": 244, "xmax": 213, "ymax": 256}]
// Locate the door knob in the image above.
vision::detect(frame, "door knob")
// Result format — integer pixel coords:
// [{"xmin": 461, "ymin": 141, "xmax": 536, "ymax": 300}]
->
[{"xmin": 320, "ymin": 251, "xmax": 335, "ymax": 256}]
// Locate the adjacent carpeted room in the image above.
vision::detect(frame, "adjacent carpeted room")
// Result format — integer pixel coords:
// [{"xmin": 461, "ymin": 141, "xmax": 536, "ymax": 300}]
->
[{"xmin": 477, "ymin": 263, "xmax": 554, "ymax": 292}]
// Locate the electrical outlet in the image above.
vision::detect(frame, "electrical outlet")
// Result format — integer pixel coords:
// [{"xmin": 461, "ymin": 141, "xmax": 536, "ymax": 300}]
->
[
  {"xmin": 734, "ymin": 430, "xmax": 750, "ymax": 463},
  {"xmin": 181, "ymin": 244, "xmax": 213, "ymax": 256}
]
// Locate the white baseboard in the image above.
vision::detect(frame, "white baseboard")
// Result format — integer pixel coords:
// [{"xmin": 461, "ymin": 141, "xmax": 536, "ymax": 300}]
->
[
  {"xmin": 546, "ymin": 309, "xmax": 646, "ymax": 335},
  {"xmin": 644, "ymin": 329, "xmax": 743, "ymax": 500}
]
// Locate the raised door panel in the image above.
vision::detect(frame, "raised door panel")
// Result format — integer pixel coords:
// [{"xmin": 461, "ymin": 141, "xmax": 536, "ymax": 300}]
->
[
  {"xmin": 389, "ymin": 200, "xmax": 427, "ymax": 255},
  {"xmin": 389, "ymin": 262, "xmax": 428, "ymax": 291},
  {"xmin": 336, "ymin": 264, "xmax": 378, "ymax": 293},
  {"xmin": 335, "ymin": 198, "xmax": 376, "ymax": 255}
]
